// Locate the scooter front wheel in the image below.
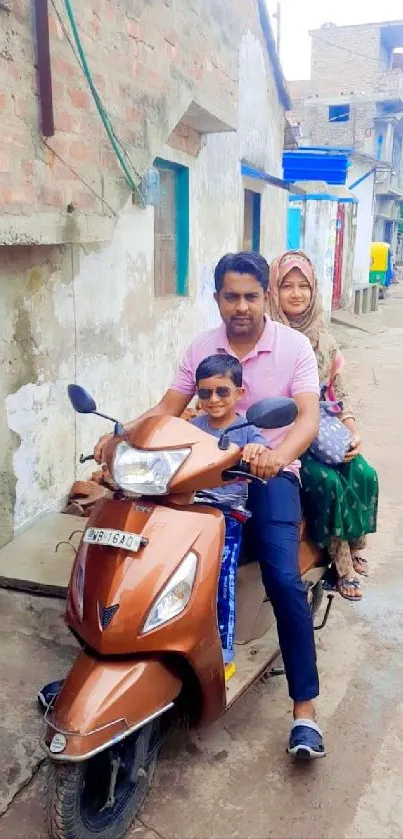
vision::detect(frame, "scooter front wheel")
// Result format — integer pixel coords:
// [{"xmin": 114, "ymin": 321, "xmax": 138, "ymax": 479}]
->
[{"xmin": 46, "ymin": 718, "xmax": 163, "ymax": 839}]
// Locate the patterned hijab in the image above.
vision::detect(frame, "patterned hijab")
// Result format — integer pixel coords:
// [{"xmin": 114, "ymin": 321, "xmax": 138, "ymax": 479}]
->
[{"xmin": 268, "ymin": 250, "xmax": 325, "ymax": 349}]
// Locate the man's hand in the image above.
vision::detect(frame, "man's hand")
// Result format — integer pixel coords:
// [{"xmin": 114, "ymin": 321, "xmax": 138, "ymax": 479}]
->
[
  {"xmin": 242, "ymin": 444, "xmax": 286, "ymax": 479},
  {"xmin": 93, "ymin": 389, "xmax": 191, "ymax": 464},
  {"xmin": 94, "ymin": 433, "xmax": 113, "ymax": 464}
]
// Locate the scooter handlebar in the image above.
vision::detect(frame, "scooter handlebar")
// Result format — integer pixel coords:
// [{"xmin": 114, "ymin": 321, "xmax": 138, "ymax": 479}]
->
[{"xmin": 222, "ymin": 460, "xmax": 284, "ymax": 485}]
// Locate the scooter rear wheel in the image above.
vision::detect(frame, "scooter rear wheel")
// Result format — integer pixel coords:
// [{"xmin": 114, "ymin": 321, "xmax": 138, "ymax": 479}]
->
[{"xmin": 46, "ymin": 718, "xmax": 162, "ymax": 839}]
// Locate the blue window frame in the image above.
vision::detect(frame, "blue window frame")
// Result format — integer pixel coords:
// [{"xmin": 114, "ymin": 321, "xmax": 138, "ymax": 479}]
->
[
  {"xmin": 154, "ymin": 158, "xmax": 189, "ymax": 297},
  {"xmin": 287, "ymin": 206, "xmax": 302, "ymax": 250},
  {"xmin": 328, "ymin": 105, "xmax": 350, "ymax": 123}
]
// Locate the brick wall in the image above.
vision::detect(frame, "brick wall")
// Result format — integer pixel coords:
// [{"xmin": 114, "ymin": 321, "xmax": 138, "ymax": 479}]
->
[
  {"xmin": 167, "ymin": 123, "xmax": 202, "ymax": 158},
  {"xmin": 287, "ymin": 21, "xmax": 397, "ymax": 152},
  {"xmin": 0, "ymin": 0, "xmax": 273, "ymax": 233},
  {"xmin": 310, "ymin": 23, "xmax": 385, "ymax": 93},
  {"xmin": 289, "ymin": 97, "xmax": 377, "ymax": 151}
]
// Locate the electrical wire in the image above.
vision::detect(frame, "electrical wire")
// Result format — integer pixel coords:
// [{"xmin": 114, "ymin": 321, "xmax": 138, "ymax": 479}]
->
[
  {"xmin": 43, "ymin": 138, "xmax": 117, "ymax": 216},
  {"xmin": 310, "ymin": 31, "xmax": 392, "ymax": 65},
  {"xmin": 63, "ymin": 0, "xmax": 145, "ymax": 201},
  {"xmin": 49, "ymin": 0, "xmax": 79, "ymax": 66},
  {"xmin": 50, "ymin": 0, "xmax": 146, "ymax": 205},
  {"xmin": 61, "ymin": 0, "xmax": 144, "ymax": 191},
  {"xmin": 49, "ymin": 0, "xmax": 140, "ymax": 178}
]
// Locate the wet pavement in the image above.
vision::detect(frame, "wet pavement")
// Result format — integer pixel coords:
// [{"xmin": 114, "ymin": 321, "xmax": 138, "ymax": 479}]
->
[{"xmin": 1, "ymin": 287, "xmax": 402, "ymax": 839}]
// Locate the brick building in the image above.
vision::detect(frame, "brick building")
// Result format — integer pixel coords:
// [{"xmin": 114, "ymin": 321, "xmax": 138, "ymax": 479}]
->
[
  {"xmin": 289, "ymin": 20, "xmax": 403, "ymax": 267},
  {"xmin": 0, "ymin": 0, "xmax": 290, "ymax": 546}
]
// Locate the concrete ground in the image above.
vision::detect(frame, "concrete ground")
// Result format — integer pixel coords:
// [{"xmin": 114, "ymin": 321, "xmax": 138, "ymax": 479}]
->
[{"xmin": 1, "ymin": 287, "xmax": 403, "ymax": 839}]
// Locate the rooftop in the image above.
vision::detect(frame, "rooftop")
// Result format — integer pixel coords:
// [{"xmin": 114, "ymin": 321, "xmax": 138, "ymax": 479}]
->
[{"xmin": 309, "ymin": 19, "xmax": 403, "ymax": 37}]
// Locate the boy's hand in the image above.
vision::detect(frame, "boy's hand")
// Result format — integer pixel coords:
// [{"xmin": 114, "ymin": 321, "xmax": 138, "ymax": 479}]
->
[
  {"xmin": 242, "ymin": 444, "xmax": 286, "ymax": 479},
  {"xmin": 242, "ymin": 444, "xmax": 265, "ymax": 465}
]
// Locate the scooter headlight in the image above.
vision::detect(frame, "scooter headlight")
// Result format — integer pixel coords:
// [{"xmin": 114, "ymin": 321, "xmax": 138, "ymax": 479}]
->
[
  {"xmin": 112, "ymin": 442, "xmax": 191, "ymax": 496},
  {"xmin": 142, "ymin": 551, "xmax": 198, "ymax": 634}
]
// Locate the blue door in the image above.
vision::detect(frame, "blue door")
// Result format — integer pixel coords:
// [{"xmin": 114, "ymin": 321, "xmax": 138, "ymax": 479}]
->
[{"xmin": 287, "ymin": 207, "xmax": 302, "ymax": 250}]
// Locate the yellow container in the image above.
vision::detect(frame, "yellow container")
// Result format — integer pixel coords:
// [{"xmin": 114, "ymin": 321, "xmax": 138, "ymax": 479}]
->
[{"xmin": 370, "ymin": 242, "xmax": 389, "ymax": 273}]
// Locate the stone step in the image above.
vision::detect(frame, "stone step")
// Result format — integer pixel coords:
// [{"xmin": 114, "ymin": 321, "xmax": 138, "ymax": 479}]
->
[{"xmin": 0, "ymin": 513, "xmax": 84, "ymax": 597}]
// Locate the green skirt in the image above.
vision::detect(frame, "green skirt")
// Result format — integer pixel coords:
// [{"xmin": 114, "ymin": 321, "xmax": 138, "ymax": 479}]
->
[{"xmin": 300, "ymin": 452, "xmax": 378, "ymax": 549}]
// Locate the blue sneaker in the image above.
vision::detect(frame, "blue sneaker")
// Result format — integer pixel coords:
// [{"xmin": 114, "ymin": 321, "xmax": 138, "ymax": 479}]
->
[
  {"xmin": 287, "ymin": 719, "xmax": 326, "ymax": 760},
  {"xmin": 37, "ymin": 679, "xmax": 64, "ymax": 713}
]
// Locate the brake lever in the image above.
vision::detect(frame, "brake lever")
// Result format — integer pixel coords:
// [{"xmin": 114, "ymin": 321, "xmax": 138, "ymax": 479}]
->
[
  {"xmin": 79, "ymin": 454, "xmax": 95, "ymax": 464},
  {"xmin": 221, "ymin": 468, "xmax": 267, "ymax": 485}
]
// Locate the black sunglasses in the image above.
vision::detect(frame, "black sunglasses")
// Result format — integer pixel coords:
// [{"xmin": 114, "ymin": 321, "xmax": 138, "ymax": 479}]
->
[{"xmin": 197, "ymin": 386, "xmax": 233, "ymax": 400}]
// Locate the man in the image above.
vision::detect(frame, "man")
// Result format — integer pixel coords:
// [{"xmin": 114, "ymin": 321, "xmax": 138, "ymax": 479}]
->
[{"xmin": 94, "ymin": 251, "xmax": 324, "ymax": 759}]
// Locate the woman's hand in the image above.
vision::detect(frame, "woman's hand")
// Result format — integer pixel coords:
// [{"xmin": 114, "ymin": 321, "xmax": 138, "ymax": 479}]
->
[
  {"xmin": 344, "ymin": 434, "xmax": 361, "ymax": 462},
  {"xmin": 94, "ymin": 433, "xmax": 113, "ymax": 464},
  {"xmin": 342, "ymin": 417, "xmax": 361, "ymax": 461},
  {"xmin": 242, "ymin": 444, "xmax": 286, "ymax": 479},
  {"xmin": 342, "ymin": 416, "xmax": 357, "ymax": 434}
]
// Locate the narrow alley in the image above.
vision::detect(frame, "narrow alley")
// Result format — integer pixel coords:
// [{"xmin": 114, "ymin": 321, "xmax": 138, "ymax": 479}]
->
[{"xmin": 0, "ymin": 288, "xmax": 402, "ymax": 839}]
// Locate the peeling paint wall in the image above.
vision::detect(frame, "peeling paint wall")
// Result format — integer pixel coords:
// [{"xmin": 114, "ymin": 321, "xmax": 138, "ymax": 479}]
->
[
  {"xmin": 293, "ymin": 199, "xmax": 337, "ymax": 322},
  {"xmin": 1, "ymin": 246, "xmax": 75, "ymax": 543},
  {"xmin": 341, "ymin": 203, "xmax": 358, "ymax": 310},
  {"xmin": 305, "ymin": 201, "xmax": 337, "ymax": 321},
  {"xmin": 0, "ymin": 32, "xmax": 287, "ymax": 544}
]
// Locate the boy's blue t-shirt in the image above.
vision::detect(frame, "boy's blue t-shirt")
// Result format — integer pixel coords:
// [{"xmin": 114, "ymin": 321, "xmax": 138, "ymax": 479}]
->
[{"xmin": 190, "ymin": 414, "xmax": 268, "ymax": 510}]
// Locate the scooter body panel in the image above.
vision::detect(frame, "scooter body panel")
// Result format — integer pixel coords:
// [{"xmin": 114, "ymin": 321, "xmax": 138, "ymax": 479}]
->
[
  {"xmin": 45, "ymin": 652, "xmax": 182, "ymax": 761},
  {"xmin": 66, "ymin": 497, "xmax": 227, "ymax": 725}
]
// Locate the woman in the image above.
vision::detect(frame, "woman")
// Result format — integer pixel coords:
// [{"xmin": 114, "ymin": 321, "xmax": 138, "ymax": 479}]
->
[{"xmin": 269, "ymin": 250, "xmax": 378, "ymax": 601}]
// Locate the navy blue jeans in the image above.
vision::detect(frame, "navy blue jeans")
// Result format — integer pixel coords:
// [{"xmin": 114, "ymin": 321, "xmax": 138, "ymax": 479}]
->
[{"xmin": 247, "ymin": 473, "xmax": 319, "ymax": 702}]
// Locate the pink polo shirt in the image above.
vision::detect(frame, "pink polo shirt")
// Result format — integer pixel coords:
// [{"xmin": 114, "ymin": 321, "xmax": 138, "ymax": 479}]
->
[{"xmin": 170, "ymin": 317, "xmax": 319, "ymax": 475}]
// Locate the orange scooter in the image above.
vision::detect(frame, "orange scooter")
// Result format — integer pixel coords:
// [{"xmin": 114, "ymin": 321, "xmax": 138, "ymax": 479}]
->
[{"xmin": 44, "ymin": 386, "xmax": 331, "ymax": 839}]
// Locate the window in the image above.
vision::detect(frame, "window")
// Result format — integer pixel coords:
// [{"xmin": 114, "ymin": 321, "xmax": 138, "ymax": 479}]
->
[
  {"xmin": 243, "ymin": 190, "xmax": 261, "ymax": 251},
  {"xmin": 328, "ymin": 105, "xmax": 350, "ymax": 123},
  {"xmin": 384, "ymin": 221, "xmax": 393, "ymax": 244},
  {"xmin": 154, "ymin": 159, "xmax": 189, "ymax": 296},
  {"xmin": 375, "ymin": 133, "xmax": 383, "ymax": 160},
  {"xmin": 392, "ymin": 135, "xmax": 402, "ymax": 178}
]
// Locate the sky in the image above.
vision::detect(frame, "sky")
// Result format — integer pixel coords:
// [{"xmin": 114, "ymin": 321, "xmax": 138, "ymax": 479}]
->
[{"xmin": 265, "ymin": 0, "xmax": 403, "ymax": 80}]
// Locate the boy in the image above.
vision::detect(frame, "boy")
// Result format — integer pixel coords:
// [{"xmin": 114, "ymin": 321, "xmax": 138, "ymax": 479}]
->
[{"xmin": 190, "ymin": 353, "xmax": 270, "ymax": 680}]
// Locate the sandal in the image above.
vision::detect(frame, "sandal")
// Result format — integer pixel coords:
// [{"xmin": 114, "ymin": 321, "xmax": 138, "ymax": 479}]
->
[
  {"xmin": 337, "ymin": 576, "xmax": 362, "ymax": 602},
  {"xmin": 287, "ymin": 719, "xmax": 326, "ymax": 760},
  {"xmin": 352, "ymin": 555, "xmax": 369, "ymax": 577}
]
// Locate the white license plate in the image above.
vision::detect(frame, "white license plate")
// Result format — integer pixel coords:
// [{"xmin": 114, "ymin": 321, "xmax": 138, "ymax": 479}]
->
[{"xmin": 83, "ymin": 527, "xmax": 142, "ymax": 552}]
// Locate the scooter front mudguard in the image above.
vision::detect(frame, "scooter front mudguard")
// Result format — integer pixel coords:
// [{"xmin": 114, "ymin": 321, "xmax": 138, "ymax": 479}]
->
[{"xmin": 44, "ymin": 650, "xmax": 182, "ymax": 762}]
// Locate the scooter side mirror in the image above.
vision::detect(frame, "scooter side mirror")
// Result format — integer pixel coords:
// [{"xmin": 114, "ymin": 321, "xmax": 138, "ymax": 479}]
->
[
  {"xmin": 246, "ymin": 397, "xmax": 298, "ymax": 429},
  {"xmin": 67, "ymin": 384, "xmax": 97, "ymax": 414}
]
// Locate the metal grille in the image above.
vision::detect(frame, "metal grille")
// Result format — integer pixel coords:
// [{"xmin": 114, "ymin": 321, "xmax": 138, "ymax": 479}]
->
[{"xmin": 98, "ymin": 603, "xmax": 120, "ymax": 630}]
